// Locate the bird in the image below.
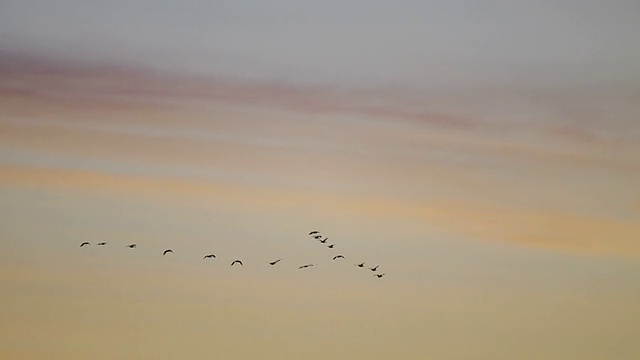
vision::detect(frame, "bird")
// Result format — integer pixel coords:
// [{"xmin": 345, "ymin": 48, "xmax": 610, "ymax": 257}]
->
[
  {"xmin": 231, "ymin": 260, "xmax": 243, "ymax": 266},
  {"xmin": 126, "ymin": 244, "xmax": 136, "ymax": 249},
  {"xmin": 356, "ymin": 262, "xmax": 365, "ymax": 268},
  {"xmin": 309, "ymin": 231, "xmax": 320, "ymax": 235},
  {"xmin": 80, "ymin": 242, "xmax": 90, "ymax": 247},
  {"xmin": 163, "ymin": 249, "xmax": 173, "ymax": 256},
  {"xmin": 313, "ymin": 235, "xmax": 322, "ymax": 240},
  {"xmin": 332, "ymin": 255, "xmax": 345, "ymax": 260},
  {"xmin": 374, "ymin": 273, "xmax": 386, "ymax": 279},
  {"xmin": 203, "ymin": 254, "xmax": 216, "ymax": 260},
  {"xmin": 327, "ymin": 244, "xmax": 334, "ymax": 248},
  {"xmin": 97, "ymin": 242, "xmax": 107, "ymax": 246},
  {"xmin": 319, "ymin": 237, "xmax": 328, "ymax": 243},
  {"xmin": 269, "ymin": 259, "xmax": 281, "ymax": 265},
  {"xmin": 298, "ymin": 264, "xmax": 314, "ymax": 269},
  {"xmin": 369, "ymin": 265, "xmax": 379, "ymax": 272}
]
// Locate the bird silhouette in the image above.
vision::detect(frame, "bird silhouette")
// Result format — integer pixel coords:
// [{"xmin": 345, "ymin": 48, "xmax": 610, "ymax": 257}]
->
[
  {"xmin": 319, "ymin": 237, "xmax": 328, "ymax": 243},
  {"xmin": 231, "ymin": 260, "xmax": 243, "ymax": 266},
  {"xmin": 97, "ymin": 242, "xmax": 107, "ymax": 246},
  {"xmin": 313, "ymin": 235, "xmax": 322, "ymax": 240},
  {"xmin": 298, "ymin": 264, "xmax": 314, "ymax": 269},
  {"xmin": 374, "ymin": 273, "xmax": 385, "ymax": 278},
  {"xmin": 80, "ymin": 242, "xmax": 90, "ymax": 247},
  {"xmin": 369, "ymin": 265, "xmax": 379, "ymax": 272},
  {"xmin": 269, "ymin": 259, "xmax": 281, "ymax": 265},
  {"xmin": 203, "ymin": 254, "xmax": 216, "ymax": 260},
  {"xmin": 356, "ymin": 262, "xmax": 365, "ymax": 268},
  {"xmin": 332, "ymin": 255, "xmax": 345, "ymax": 260},
  {"xmin": 126, "ymin": 244, "xmax": 136, "ymax": 249},
  {"xmin": 327, "ymin": 244, "xmax": 334, "ymax": 248},
  {"xmin": 309, "ymin": 231, "xmax": 320, "ymax": 235},
  {"xmin": 163, "ymin": 249, "xmax": 173, "ymax": 256}
]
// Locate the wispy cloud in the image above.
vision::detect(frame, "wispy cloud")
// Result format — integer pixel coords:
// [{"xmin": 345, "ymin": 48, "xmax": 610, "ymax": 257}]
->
[
  {"xmin": 1, "ymin": 51, "xmax": 478, "ymax": 130},
  {"xmin": 3, "ymin": 51, "xmax": 639, "ymax": 170},
  {"xmin": 1, "ymin": 163, "xmax": 639, "ymax": 257},
  {"xmin": 2, "ymin": 51, "xmax": 639, "ymax": 256}
]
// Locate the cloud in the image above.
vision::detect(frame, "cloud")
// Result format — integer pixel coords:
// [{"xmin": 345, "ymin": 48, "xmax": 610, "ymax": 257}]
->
[
  {"xmin": 0, "ymin": 50, "xmax": 479, "ymax": 129},
  {"xmin": 3, "ymin": 49, "xmax": 639, "ymax": 135},
  {"xmin": 2, "ymin": 50, "xmax": 640, "ymax": 257},
  {"xmin": 3, "ymin": 50, "xmax": 639, "ymax": 174},
  {"xmin": 434, "ymin": 202, "xmax": 640, "ymax": 257},
  {"xmin": 1, "ymin": 164, "xmax": 639, "ymax": 257}
]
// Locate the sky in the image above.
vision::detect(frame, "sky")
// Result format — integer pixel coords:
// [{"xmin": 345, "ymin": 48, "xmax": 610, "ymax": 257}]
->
[{"xmin": 1, "ymin": 1, "xmax": 640, "ymax": 359}]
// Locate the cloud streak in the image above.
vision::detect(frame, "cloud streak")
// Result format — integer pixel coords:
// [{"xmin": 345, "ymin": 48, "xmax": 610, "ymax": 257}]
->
[
  {"xmin": 1, "ymin": 51, "xmax": 639, "ymax": 256},
  {"xmin": 1, "ymin": 162, "xmax": 638, "ymax": 257}
]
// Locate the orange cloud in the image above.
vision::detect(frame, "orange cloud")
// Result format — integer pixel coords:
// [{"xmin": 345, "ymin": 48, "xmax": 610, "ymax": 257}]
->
[
  {"xmin": 1, "ymin": 164, "xmax": 638, "ymax": 257},
  {"xmin": 2, "ymin": 51, "xmax": 639, "ymax": 258}
]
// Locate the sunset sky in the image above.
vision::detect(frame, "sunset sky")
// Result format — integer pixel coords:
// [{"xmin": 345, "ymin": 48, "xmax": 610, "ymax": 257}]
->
[{"xmin": 1, "ymin": 1, "xmax": 639, "ymax": 359}]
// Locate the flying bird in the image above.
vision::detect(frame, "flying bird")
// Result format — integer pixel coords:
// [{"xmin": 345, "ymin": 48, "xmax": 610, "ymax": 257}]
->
[
  {"xmin": 231, "ymin": 260, "xmax": 243, "ymax": 266},
  {"xmin": 126, "ymin": 244, "xmax": 136, "ymax": 249},
  {"xmin": 369, "ymin": 265, "xmax": 379, "ymax": 272},
  {"xmin": 203, "ymin": 254, "xmax": 216, "ymax": 259},
  {"xmin": 374, "ymin": 273, "xmax": 386, "ymax": 278},
  {"xmin": 97, "ymin": 242, "xmax": 107, "ymax": 246},
  {"xmin": 163, "ymin": 249, "xmax": 173, "ymax": 256},
  {"xmin": 269, "ymin": 259, "xmax": 281, "ymax": 265},
  {"xmin": 313, "ymin": 235, "xmax": 322, "ymax": 240},
  {"xmin": 332, "ymin": 255, "xmax": 345, "ymax": 260},
  {"xmin": 298, "ymin": 264, "xmax": 314, "ymax": 269},
  {"xmin": 80, "ymin": 242, "xmax": 90, "ymax": 247},
  {"xmin": 356, "ymin": 262, "xmax": 365, "ymax": 268},
  {"xmin": 319, "ymin": 237, "xmax": 328, "ymax": 243},
  {"xmin": 327, "ymin": 244, "xmax": 334, "ymax": 248},
  {"xmin": 309, "ymin": 231, "xmax": 320, "ymax": 235}
]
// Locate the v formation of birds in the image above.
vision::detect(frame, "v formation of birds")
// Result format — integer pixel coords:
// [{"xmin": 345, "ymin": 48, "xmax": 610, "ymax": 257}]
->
[{"xmin": 79, "ymin": 230, "xmax": 386, "ymax": 279}]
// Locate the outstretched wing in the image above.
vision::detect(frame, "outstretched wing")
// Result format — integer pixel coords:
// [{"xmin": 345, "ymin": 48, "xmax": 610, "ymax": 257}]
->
[{"xmin": 80, "ymin": 242, "xmax": 90, "ymax": 247}]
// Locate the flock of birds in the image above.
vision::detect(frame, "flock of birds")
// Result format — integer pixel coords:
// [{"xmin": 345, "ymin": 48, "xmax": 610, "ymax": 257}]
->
[{"xmin": 79, "ymin": 230, "xmax": 386, "ymax": 279}]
